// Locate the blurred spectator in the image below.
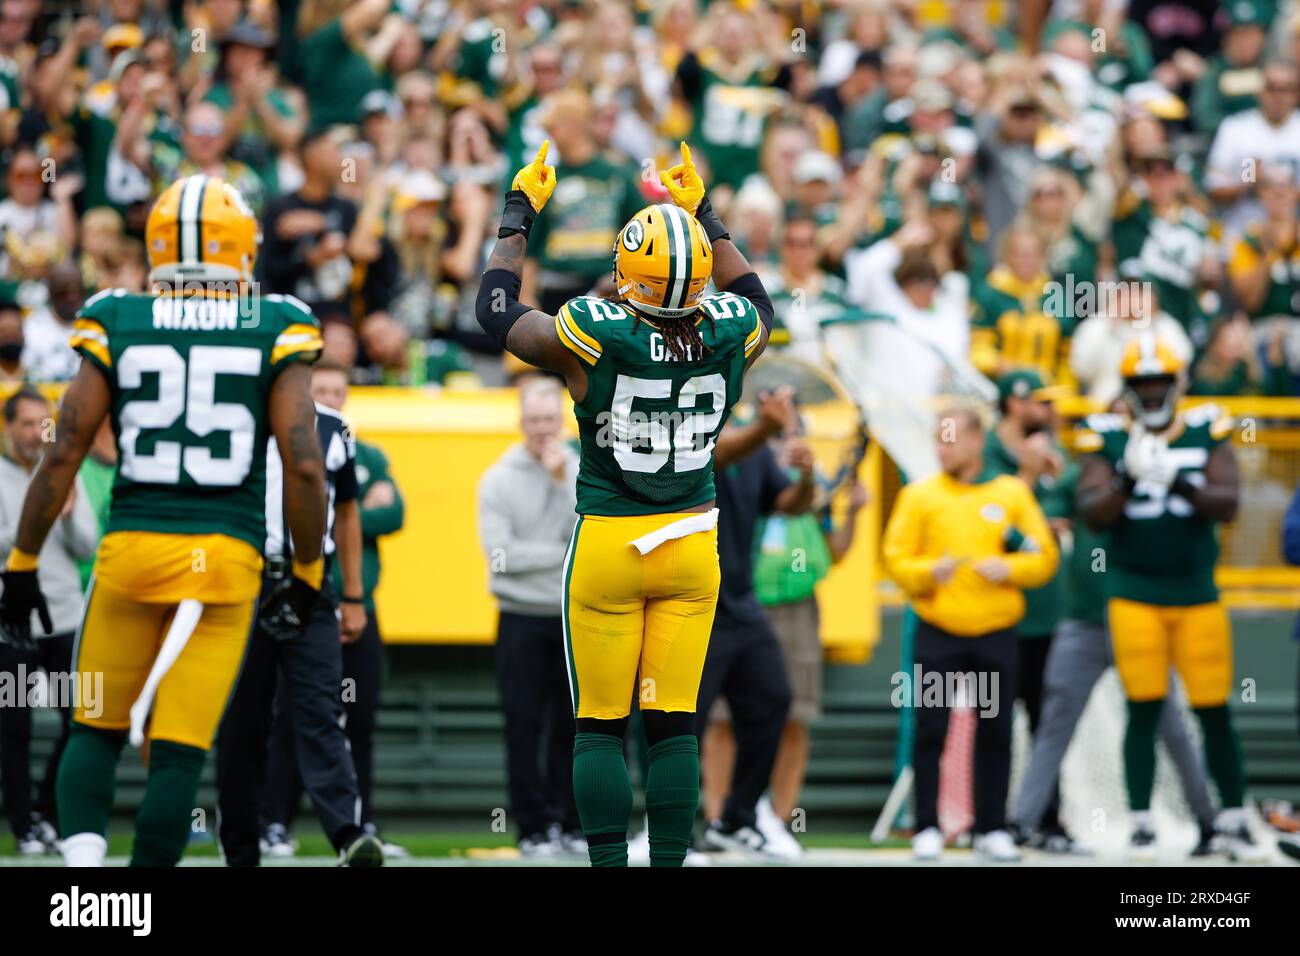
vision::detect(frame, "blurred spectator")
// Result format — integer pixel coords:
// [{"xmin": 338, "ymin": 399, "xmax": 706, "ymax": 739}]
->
[
  {"xmin": 976, "ymin": 78, "xmax": 1048, "ymax": 251},
  {"xmin": 1188, "ymin": 314, "xmax": 1276, "ymax": 395},
  {"xmin": 674, "ymin": 2, "xmax": 794, "ymax": 191},
  {"xmin": 844, "ymin": 218, "xmax": 972, "ymax": 397},
  {"xmin": 1070, "ymin": 270, "xmax": 1194, "ymax": 403},
  {"xmin": 203, "ymin": 21, "xmax": 305, "ymax": 198},
  {"xmin": 0, "ymin": 388, "xmax": 98, "ymax": 854},
  {"xmin": 1018, "ymin": 165, "xmax": 1099, "ymax": 312},
  {"xmin": 522, "ymin": 90, "xmax": 643, "ymax": 313},
  {"xmin": 21, "ymin": 261, "xmax": 82, "ymax": 383},
  {"xmin": 1192, "ymin": 0, "xmax": 1270, "ymax": 132},
  {"xmin": 768, "ymin": 212, "xmax": 857, "ymax": 365},
  {"xmin": 970, "ymin": 225, "xmax": 1072, "ymax": 383},
  {"xmin": 0, "ymin": 295, "xmax": 24, "ymax": 384},
  {"xmin": 1205, "ymin": 60, "xmax": 1300, "ymax": 241},
  {"xmin": 1112, "ymin": 143, "xmax": 1216, "ymax": 343},
  {"xmin": 295, "ymin": 0, "xmax": 406, "ymax": 129},
  {"xmin": 146, "ymin": 99, "xmax": 267, "ymax": 215},
  {"xmin": 1226, "ymin": 162, "xmax": 1300, "ymax": 319},
  {"xmin": 476, "ymin": 377, "xmax": 582, "ymax": 857},
  {"xmin": 259, "ymin": 126, "xmax": 385, "ymax": 325},
  {"xmin": 0, "ymin": 146, "xmax": 76, "ymax": 279}
]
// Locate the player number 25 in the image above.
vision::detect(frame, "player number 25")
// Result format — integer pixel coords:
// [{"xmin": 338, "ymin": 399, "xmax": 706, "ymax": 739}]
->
[
  {"xmin": 117, "ymin": 344, "xmax": 262, "ymax": 486},
  {"xmin": 611, "ymin": 373, "xmax": 725, "ymax": 474}
]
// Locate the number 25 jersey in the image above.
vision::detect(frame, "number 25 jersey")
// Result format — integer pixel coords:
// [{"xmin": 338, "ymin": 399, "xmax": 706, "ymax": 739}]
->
[
  {"xmin": 69, "ymin": 288, "xmax": 323, "ymax": 552},
  {"xmin": 556, "ymin": 292, "xmax": 763, "ymax": 517}
]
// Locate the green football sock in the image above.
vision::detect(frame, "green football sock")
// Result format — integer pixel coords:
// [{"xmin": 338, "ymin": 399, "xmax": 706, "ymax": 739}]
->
[
  {"xmin": 1194, "ymin": 705, "xmax": 1246, "ymax": 809},
  {"xmin": 130, "ymin": 740, "xmax": 206, "ymax": 867},
  {"xmin": 645, "ymin": 735, "xmax": 699, "ymax": 868},
  {"xmin": 1123, "ymin": 699, "xmax": 1163, "ymax": 812},
  {"xmin": 57, "ymin": 724, "xmax": 126, "ymax": 838},
  {"xmin": 572, "ymin": 732, "xmax": 632, "ymax": 867}
]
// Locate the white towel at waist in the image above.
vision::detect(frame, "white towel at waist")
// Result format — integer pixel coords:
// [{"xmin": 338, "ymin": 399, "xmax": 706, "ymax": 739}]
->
[{"xmin": 628, "ymin": 508, "xmax": 719, "ymax": 555}]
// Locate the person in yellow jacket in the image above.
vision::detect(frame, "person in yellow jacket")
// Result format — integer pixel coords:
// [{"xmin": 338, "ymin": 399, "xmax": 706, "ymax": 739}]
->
[{"xmin": 882, "ymin": 406, "xmax": 1058, "ymax": 864}]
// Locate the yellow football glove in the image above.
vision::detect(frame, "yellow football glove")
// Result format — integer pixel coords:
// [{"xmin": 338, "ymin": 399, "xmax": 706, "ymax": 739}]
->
[
  {"xmin": 659, "ymin": 142, "xmax": 706, "ymax": 216},
  {"xmin": 511, "ymin": 140, "xmax": 557, "ymax": 213}
]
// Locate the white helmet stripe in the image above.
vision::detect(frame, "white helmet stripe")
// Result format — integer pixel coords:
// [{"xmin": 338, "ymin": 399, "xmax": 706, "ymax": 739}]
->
[
  {"xmin": 659, "ymin": 203, "xmax": 688, "ymax": 311},
  {"xmin": 179, "ymin": 175, "xmax": 206, "ymax": 264}
]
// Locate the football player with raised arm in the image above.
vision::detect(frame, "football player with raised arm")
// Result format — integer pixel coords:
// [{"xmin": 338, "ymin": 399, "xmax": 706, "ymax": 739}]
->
[
  {"xmin": 475, "ymin": 142, "xmax": 774, "ymax": 867},
  {"xmin": 0, "ymin": 176, "xmax": 328, "ymax": 867}
]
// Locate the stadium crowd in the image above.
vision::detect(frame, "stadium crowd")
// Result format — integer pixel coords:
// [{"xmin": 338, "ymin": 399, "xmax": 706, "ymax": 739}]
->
[
  {"xmin": 2, "ymin": 0, "xmax": 1300, "ymax": 862},
  {"xmin": 1, "ymin": 0, "xmax": 1300, "ymax": 397}
]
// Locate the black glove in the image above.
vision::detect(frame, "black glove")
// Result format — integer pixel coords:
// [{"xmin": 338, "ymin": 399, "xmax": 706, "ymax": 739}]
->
[
  {"xmin": 694, "ymin": 193, "xmax": 731, "ymax": 244},
  {"xmin": 0, "ymin": 569, "xmax": 53, "ymax": 654},
  {"xmin": 497, "ymin": 189, "xmax": 538, "ymax": 240},
  {"xmin": 256, "ymin": 574, "xmax": 319, "ymax": 642}
]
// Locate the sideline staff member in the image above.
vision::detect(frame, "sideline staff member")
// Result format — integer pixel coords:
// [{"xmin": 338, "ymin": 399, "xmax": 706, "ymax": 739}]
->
[{"xmin": 882, "ymin": 406, "xmax": 1058, "ymax": 864}]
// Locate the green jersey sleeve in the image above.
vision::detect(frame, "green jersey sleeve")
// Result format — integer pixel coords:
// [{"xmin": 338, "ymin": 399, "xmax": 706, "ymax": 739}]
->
[
  {"xmin": 70, "ymin": 287, "xmax": 127, "ymax": 377},
  {"xmin": 262, "ymin": 294, "xmax": 323, "ymax": 372}
]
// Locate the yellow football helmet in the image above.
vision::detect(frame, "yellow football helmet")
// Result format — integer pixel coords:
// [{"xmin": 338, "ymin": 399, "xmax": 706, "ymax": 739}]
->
[
  {"xmin": 1120, "ymin": 332, "xmax": 1186, "ymax": 430},
  {"xmin": 613, "ymin": 204, "xmax": 713, "ymax": 321},
  {"xmin": 146, "ymin": 175, "xmax": 260, "ymax": 284}
]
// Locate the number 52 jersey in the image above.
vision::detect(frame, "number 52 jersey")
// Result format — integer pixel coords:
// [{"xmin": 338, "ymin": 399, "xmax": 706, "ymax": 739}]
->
[
  {"xmin": 69, "ymin": 289, "xmax": 323, "ymax": 552},
  {"xmin": 556, "ymin": 291, "xmax": 763, "ymax": 516}
]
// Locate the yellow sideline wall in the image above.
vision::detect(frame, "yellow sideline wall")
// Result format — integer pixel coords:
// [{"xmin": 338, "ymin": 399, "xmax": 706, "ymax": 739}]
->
[{"xmin": 345, "ymin": 387, "xmax": 882, "ymax": 660}]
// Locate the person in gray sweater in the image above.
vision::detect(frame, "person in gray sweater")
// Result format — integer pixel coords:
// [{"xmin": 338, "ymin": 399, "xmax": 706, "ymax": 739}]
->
[
  {"xmin": 477, "ymin": 377, "xmax": 581, "ymax": 856},
  {"xmin": 0, "ymin": 388, "xmax": 99, "ymax": 854}
]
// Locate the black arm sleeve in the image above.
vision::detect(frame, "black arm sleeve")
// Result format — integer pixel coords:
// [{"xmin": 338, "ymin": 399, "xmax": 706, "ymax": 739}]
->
[
  {"xmin": 475, "ymin": 268, "xmax": 533, "ymax": 348},
  {"xmin": 723, "ymin": 270, "xmax": 775, "ymax": 333}
]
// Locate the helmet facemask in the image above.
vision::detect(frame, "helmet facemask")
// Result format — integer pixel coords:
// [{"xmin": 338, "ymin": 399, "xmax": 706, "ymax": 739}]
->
[{"xmin": 1123, "ymin": 373, "xmax": 1183, "ymax": 432}]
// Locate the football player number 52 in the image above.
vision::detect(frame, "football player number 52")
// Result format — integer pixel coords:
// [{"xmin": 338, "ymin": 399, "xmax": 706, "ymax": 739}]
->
[
  {"xmin": 611, "ymin": 373, "xmax": 725, "ymax": 474},
  {"xmin": 117, "ymin": 344, "xmax": 262, "ymax": 486}
]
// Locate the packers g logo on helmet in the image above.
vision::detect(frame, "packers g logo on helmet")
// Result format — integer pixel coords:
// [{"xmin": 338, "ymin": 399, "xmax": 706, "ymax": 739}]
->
[
  {"xmin": 1120, "ymin": 332, "xmax": 1187, "ymax": 431},
  {"xmin": 146, "ymin": 175, "xmax": 261, "ymax": 285},
  {"xmin": 613, "ymin": 204, "xmax": 712, "ymax": 320}
]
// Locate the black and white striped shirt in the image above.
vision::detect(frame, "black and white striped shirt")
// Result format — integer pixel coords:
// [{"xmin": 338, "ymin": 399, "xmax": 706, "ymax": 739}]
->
[{"xmin": 264, "ymin": 403, "xmax": 357, "ymax": 559}]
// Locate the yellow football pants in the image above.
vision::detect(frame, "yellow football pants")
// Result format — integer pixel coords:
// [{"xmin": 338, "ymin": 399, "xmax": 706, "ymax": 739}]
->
[
  {"xmin": 563, "ymin": 513, "xmax": 720, "ymax": 720},
  {"xmin": 74, "ymin": 531, "xmax": 263, "ymax": 749},
  {"xmin": 1107, "ymin": 597, "xmax": 1233, "ymax": 707}
]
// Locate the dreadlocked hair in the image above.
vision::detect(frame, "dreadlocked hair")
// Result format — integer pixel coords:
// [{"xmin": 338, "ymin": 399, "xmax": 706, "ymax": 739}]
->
[{"xmin": 620, "ymin": 300, "xmax": 714, "ymax": 362}]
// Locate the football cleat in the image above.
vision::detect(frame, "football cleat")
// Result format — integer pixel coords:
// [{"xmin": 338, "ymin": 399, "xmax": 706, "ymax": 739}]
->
[
  {"xmin": 613, "ymin": 204, "xmax": 713, "ymax": 321},
  {"xmin": 146, "ymin": 174, "xmax": 261, "ymax": 285}
]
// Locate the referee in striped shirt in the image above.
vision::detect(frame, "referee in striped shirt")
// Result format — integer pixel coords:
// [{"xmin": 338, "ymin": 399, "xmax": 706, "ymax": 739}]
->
[{"xmin": 216, "ymin": 361, "xmax": 378, "ymax": 866}]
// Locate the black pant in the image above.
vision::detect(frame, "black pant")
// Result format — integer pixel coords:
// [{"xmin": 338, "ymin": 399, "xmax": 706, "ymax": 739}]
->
[
  {"xmin": 913, "ymin": 620, "xmax": 1016, "ymax": 835},
  {"xmin": 0, "ymin": 632, "xmax": 74, "ymax": 837},
  {"xmin": 695, "ymin": 611, "xmax": 792, "ymax": 831},
  {"xmin": 216, "ymin": 577, "xmax": 361, "ymax": 865},
  {"xmin": 1016, "ymin": 632, "xmax": 1062, "ymax": 832},
  {"xmin": 260, "ymin": 613, "xmax": 385, "ymax": 830},
  {"xmin": 495, "ymin": 611, "xmax": 578, "ymax": 837}
]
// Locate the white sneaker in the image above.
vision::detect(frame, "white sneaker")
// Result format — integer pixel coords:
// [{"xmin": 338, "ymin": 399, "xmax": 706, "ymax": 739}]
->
[
  {"xmin": 683, "ymin": 848, "xmax": 713, "ymax": 866},
  {"xmin": 518, "ymin": 833, "xmax": 559, "ymax": 857},
  {"xmin": 974, "ymin": 829, "xmax": 1021, "ymax": 863},
  {"xmin": 17, "ymin": 827, "xmax": 45, "ymax": 856},
  {"xmin": 262, "ymin": 824, "xmax": 297, "ymax": 858},
  {"xmin": 755, "ymin": 797, "xmax": 803, "ymax": 860},
  {"xmin": 912, "ymin": 826, "xmax": 943, "ymax": 861}
]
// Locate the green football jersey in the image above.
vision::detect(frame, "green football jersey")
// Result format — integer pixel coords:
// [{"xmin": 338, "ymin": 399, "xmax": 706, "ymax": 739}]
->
[
  {"xmin": 71, "ymin": 289, "xmax": 323, "ymax": 552},
  {"xmin": 558, "ymin": 292, "xmax": 763, "ymax": 517},
  {"xmin": 1077, "ymin": 407, "xmax": 1234, "ymax": 606}
]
